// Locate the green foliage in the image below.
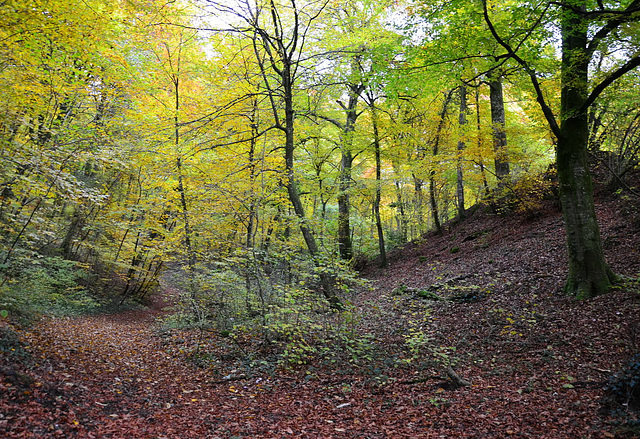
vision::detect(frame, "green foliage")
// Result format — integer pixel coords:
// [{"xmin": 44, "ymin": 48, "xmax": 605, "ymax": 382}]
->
[
  {"xmin": 416, "ymin": 290, "xmax": 444, "ymax": 301},
  {"xmin": 161, "ymin": 248, "xmax": 374, "ymax": 369},
  {"xmin": 401, "ymin": 308, "xmax": 457, "ymax": 369},
  {"xmin": 511, "ymin": 171, "xmax": 557, "ymax": 213},
  {"xmin": 0, "ymin": 326, "xmax": 31, "ymax": 363},
  {"xmin": 485, "ymin": 168, "xmax": 558, "ymax": 216},
  {"xmin": 0, "ymin": 253, "xmax": 99, "ymax": 320}
]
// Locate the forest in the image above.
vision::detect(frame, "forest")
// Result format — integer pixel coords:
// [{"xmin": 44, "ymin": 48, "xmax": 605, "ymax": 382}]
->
[{"xmin": 1, "ymin": 0, "xmax": 640, "ymax": 437}]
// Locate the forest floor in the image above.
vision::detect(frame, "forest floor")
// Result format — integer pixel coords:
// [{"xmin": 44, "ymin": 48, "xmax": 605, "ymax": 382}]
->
[{"xmin": 2, "ymin": 173, "xmax": 640, "ymax": 438}]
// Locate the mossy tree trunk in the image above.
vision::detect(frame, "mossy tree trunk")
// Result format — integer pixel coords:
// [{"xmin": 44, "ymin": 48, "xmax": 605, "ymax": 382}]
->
[
  {"xmin": 482, "ymin": 0, "xmax": 640, "ymax": 299},
  {"xmin": 557, "ymin": 2, "xmax": 615, "ymax": 298}
]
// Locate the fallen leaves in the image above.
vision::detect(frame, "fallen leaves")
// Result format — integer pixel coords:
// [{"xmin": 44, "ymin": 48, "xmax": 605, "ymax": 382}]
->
[{"xmin": 2, "ymin": 193, "xmax": 640, "ymax": 438}]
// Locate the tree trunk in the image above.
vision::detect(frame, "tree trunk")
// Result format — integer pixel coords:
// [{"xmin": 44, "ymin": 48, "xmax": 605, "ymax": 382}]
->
[
  {"xmin": 251, "ymin": 1, "xmax": 341, "ymax": 308},
  {"xmin": 61, "ymin": 209, "xmax": 83, "ymax": 259},
  {"xmin": 413, "ymin": 175, "xmax": 424, "ymax": 236},
  {"xmin": 336, "ymin": 83, "xmax": 362, "ymax": 261},
  {"xmin": 282, "ymin": 63, "xmax": 341, "ymax": 309},
  {"xmin": 558, "ymin": 1, "xmax": 615, "ymax": 298},
  {"xmin": 170, "ymin": 46, "xmax": 202, "ymax": 320},
  {"xmin": 489, "ymin": 77, "xmax": 510, "ymax": 181},
  {"xmin": 429, "ymin": 89, "xmax": 454, "ymax": 235},
  {"xmin": 392, "ymin": 165, "xmax": 408, "ymax": 244},
  {"xmin": 456, "ymin": 86, "xmax": 467, "ymax": 219},
  {"xmin": 475, "ymin": 88, "xmax": 490, "ymax": 193},
  {"xmin": 246, "ymin": 99, "xmax": 260, "ymax": 250},
  {"xmin": 337, "ymin": 148, "xmax": 354, "ymax": 260},
  {"xmin": 371, "ymin": 106, "xmax": 386, "ymax": 267}
]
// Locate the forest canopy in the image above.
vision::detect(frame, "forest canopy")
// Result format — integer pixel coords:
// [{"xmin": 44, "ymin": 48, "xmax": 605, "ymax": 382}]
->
[{"xmin": 1, "ymin": 0, "xmax": 639, "ymax": 319}]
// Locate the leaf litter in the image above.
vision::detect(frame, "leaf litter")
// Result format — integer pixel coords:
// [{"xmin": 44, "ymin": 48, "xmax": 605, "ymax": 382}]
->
[{"xmin": 2, "ymin": 178, "xmax": 640, "ymax": 438}]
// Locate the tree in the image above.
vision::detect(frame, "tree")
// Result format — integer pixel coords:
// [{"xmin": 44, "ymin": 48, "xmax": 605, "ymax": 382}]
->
[
  {"xmin": 456, "ymin": 85, "xmax": 468, "ymax": 219},
  {"xmin": 489, "ymin": 75, "xmax": 510, "ymax": 181},
  {"xmin": 308, "ymin": 0, "xmax": 400, "ymax": 261},
  {"xmin": 482, "ymin": 0, "xmax": 640, "ymax": 298},
  {"xmin": 210, "ymin": 0, "xmax": 342, "ymax": 308}
]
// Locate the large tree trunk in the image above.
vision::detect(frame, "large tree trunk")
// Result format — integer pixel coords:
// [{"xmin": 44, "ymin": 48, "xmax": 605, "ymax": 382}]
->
[
  {"xmin": 558, "ymin": 1, "xmax": 615, "ymax": 299},
  {"xmin": 489, "ymin": 77, "xmax": 510, "ymax": 181}
]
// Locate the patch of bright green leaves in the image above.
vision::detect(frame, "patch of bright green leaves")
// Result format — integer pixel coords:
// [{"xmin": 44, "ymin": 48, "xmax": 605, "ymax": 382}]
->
[{"xmin": 0, "ymin": 253, "xmax": 99, "ymax": 320}]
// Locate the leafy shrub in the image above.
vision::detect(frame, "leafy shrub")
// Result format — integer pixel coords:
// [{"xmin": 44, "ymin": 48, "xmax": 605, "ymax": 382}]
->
[
  {"xmin": 487, "ymin": 168, "xmax": 558, "ymax": 216},
  {"xmin": 161, "ymin": 248, "xmax": 372, "ymax": 370},
  {"xmin": 0, "ymin": 253, "xmax": 99, "ymax": 320}
]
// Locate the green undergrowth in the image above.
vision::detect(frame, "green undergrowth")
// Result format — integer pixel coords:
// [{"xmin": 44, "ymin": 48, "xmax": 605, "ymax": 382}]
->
[
  {"xmin": 156, "ymin": 251, "xmax": 384, "ymax": 373},
  {"xmin": 0, "ymin": 251, "xmax": 100, "ymax": 322},
  {"xmin": 159, "ymin": 273, "xmax": 464, "ymax": 385},
  {"xmin": 0, "ymin": 325, "xmax": 31, "ymax": 365}
]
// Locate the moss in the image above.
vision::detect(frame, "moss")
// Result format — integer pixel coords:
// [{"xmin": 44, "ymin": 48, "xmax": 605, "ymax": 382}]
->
[{"xmin": 416, "ymin": 290, "xmax": 444, "ymax": 301}]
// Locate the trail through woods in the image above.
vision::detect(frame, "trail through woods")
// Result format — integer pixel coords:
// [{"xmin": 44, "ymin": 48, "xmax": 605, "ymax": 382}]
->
[{"xmin": 2, "ymin": 187, "xmax": 640, "ymax": 438}]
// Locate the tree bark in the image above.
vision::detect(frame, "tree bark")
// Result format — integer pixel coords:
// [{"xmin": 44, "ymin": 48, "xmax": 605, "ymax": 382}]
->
[
  {"xmin": 489, "ymin": 77, "xmax": 510, "ymax": 181},
  {"xmin": 456, "ymin": 86, "xmax": 467, "ymax": 219},
  {"xmin": 558, "ymin": 2, "xmax": 615, "ymax": 298}
]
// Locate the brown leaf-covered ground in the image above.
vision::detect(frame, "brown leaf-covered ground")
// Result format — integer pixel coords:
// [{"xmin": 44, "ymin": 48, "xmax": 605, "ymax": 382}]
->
[{"xmin": 2, "ymin": 175, "xmax": 640, "ymax": 438}]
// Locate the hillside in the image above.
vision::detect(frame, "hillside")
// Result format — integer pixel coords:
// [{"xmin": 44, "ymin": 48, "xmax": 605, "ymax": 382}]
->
[{"xmin": 1, "ymin": 170, "xmax": 639, "ymax": 438}]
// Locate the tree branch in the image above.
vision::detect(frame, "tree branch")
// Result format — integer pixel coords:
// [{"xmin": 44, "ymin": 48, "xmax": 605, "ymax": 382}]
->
[
  {"xmin": 584, "ymin": 0, "xmax": 640, "ymax": 59},
  {"xmin": 481, "ymin": 0, "xmax": 560, "ymax": 138},
  {"xmin": 583, "ymin": 55, "xmax": 640, "ymax": 111}
]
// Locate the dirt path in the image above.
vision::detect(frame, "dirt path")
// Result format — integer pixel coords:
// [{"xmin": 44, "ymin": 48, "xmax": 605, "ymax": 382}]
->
[{"xmin": 5, "ymin": 303, "xmax": 428, "ymax": 438}]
